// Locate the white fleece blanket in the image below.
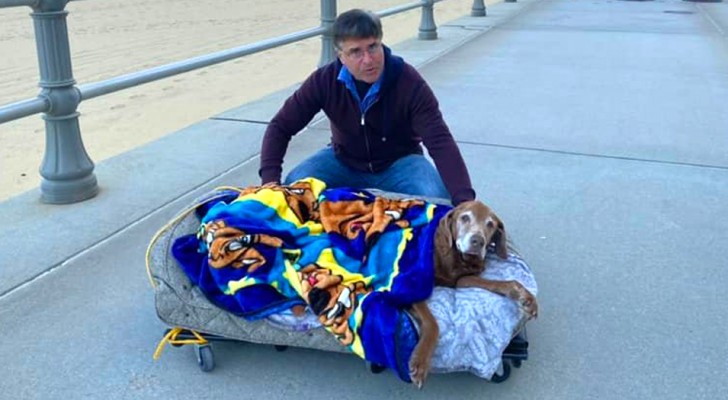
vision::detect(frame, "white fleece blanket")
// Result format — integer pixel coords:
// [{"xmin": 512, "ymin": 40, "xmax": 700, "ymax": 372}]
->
[{"xmin": 266, "ymin": 251, "xmax": 538, "ymax": 379}]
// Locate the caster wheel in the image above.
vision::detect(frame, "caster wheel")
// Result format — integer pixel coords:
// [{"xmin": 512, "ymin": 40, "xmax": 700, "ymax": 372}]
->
[
  {"xmin": 274, "ymin": 345, "xmax": 289, "ymax": 352},
  {"xmin": 366, "ymin": 362, "xmax": 386, "ymax": 374},
  {"xmin": 196, "ymin": 344, "xmax": 215, "ymax": 372},
  {"xmin": 490, "ymin": 360, "xmax": 511, "ymax": 383}
]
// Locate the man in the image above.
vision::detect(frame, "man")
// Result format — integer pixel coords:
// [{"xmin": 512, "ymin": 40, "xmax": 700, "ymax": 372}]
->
[{"xmin": 259, "ymin": 9, "xmax": 475, "ymax": 205}]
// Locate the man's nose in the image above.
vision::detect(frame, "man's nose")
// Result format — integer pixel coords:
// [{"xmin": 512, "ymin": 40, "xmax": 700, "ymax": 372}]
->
[{"xmin": 361, "ymin": 50, "xmax": 374, "ymax": 64}]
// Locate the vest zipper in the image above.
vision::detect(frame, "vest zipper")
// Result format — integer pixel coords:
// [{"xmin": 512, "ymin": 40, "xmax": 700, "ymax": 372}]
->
[
  {"xmin": 360, "ymin": 95, "xmax": 380, "ymax": 173},
  {"xmin": 361, "ymin": 112, "xmax": 374, "ymax": 172}
]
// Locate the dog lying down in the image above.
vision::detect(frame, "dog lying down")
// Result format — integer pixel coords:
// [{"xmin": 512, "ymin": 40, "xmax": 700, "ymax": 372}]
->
[{"xmin": 408, "ymin": 200, "xmax": 539, "ymax": 388}]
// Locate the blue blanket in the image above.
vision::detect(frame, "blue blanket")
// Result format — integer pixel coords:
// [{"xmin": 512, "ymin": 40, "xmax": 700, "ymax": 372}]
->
[{"xmin": 172, "ymin": 178, "xmax": 451, "ymax": 381}]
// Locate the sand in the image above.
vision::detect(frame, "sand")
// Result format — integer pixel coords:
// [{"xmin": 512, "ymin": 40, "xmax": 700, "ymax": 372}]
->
[{"xmin": 0, "ymin": 0, "xmax": 494, "ymax": 201}]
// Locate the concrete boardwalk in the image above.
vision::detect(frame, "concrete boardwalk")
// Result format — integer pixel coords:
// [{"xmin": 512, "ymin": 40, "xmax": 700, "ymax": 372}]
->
[{"xmin": 2, "ymin": 0, "xmax": 727, "ymax": 398}]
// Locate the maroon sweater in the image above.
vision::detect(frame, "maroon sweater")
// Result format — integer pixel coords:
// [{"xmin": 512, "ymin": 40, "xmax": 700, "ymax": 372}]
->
[{"xmin": 259, "ymin": 46, "xmax": 475, "ymax": 205}]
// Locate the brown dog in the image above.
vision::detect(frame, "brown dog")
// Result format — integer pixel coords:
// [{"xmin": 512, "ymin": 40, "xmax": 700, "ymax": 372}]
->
[{"xmin": 407, "ymin": 200, "xmax": 539, "ymax": 388}]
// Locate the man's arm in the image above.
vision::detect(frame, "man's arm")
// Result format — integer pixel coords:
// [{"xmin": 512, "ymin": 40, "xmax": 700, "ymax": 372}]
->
[
  {"xmin": 259, "ymin": 71, "xmax": 325, "ymax": 184},
  {"xmin": 410, "ymin": 80, "xmax": 476, "ymax": 205}
]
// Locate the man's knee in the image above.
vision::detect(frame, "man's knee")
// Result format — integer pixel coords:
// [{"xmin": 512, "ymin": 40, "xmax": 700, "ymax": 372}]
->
[
  {"xmin": 385, "ymin": 156, "xmax": 450, "ymax": 199},
  {"xmin": 283, "ymin": 148, "xmax": 335, "ymax": 185},
  {"xmin": 408, "ymin": 177, "xmax": 449, "ymax": 200},
  {"xmin": 283, "ymin": 165, "xmax": 310, "ymax": 185}
]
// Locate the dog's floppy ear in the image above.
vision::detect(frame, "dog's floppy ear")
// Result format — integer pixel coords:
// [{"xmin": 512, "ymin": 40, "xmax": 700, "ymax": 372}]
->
[
  {"xmin": 435, "ymin": 209, "xmax": 455, "ymax": 257},
  {"xmin": 492, "ymin": 217, "xmax": 508, "ymax": 259}
]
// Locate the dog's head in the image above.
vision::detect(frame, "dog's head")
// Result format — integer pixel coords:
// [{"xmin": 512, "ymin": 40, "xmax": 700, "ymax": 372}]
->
[{"xmin": 436, "ymin": 200, "xmax": 508, "ymax": 262}]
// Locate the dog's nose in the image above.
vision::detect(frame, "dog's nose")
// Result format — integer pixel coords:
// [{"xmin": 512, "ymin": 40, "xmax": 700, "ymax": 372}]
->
[{"xmin": 469, "ymin": 234, "xmax": 485, "ymax": 249}]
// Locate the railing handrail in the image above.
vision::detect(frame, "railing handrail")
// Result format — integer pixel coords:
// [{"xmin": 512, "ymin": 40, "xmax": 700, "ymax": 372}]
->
[
  {"xmin": 0, "ymin": 0, "xmax": 39, "ymax": 8},
  {"xmin": 377, "ymin": 0, "xmax": 432, "ymax": 18},
  {"xmin": 78, "ymin": 26, "xmax": 327, "ymax": 101},
  {"xmin": 0, "ymin": 96, "xmax": 49, "ymax": 123},
  {"xmin": 0, "ymin": 0, "xmax": 84, "ymax": 10}
]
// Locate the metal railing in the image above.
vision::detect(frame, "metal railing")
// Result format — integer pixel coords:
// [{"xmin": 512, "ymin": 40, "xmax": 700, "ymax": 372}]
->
[{"xmin": 0, "ymin": 0, "xmax": 495, "ymax": 204}]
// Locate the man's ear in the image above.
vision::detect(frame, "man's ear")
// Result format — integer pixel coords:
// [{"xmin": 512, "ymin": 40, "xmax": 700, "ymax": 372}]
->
[
  {"xmin": 493, "ymin": 218, "xmax": 508, "ymax": 259},
  {"xmin": 334, "ymin": 45, "xmax": 344, "ymax": 63}
]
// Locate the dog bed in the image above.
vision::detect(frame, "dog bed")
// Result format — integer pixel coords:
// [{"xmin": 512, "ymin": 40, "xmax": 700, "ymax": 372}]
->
[{"xmin": 146, "ymin": 184, "xmax": 537, "ymax": 381}]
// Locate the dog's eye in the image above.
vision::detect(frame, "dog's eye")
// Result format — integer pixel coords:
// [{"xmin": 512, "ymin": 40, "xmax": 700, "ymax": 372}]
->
[
  {"xmin": 460, "ymin": 214, "xmax": 471, "ymax": 223},
  {"xmin": 486, "ymin": 220, "xmax": 495, "ymax": 228}
]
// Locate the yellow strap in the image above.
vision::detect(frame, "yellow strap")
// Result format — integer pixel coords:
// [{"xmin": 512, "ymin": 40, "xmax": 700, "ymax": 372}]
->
[{"xmin": 152, "ymin": 327, "xmax": 209, "ymax": 360}]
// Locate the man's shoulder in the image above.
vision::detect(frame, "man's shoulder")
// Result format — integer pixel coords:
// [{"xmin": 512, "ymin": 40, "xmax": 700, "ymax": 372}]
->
[
  {"xmin": 297, "ymin": 61, "xmax": 341, "ymax": 97},
  {"xmin": 399, "ymin": 62, "xmax": 424, "ymax": 80},
  {"xmin": 382, "ymin": 49, "xmax": 421, "ymax": 82},
  {"xmin": 382, "ymin": 47, "xmax": 422, "ymax": 86},
  {"xmin": 311, "ymin": 60, "xmax": 341, "ymax": 80},
  {"xmin": 389, "ymin": 62, "xmax": 426, "ymax": 95}
]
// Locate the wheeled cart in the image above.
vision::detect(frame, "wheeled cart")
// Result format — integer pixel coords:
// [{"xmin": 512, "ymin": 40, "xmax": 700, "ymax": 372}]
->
[{"xmin": 146, "ymin": 188, "xmax": 537, "ymax": 383}]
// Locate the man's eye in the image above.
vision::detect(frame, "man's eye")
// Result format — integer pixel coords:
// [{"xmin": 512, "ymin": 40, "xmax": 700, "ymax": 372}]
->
[{"xmin": 240, "ymin": 235, "xmax": 252, "ymax": 245}]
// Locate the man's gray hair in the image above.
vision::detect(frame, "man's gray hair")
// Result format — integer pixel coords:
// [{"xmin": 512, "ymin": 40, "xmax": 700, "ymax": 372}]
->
[{"xmin": 332, "ymin": 9, "xmax": 383, "ymax": 49}]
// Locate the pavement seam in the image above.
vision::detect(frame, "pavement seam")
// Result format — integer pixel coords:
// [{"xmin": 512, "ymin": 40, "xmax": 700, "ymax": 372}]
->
[
  {"xmin": 209, "ymin": 117, "xmax": 269, "ymax": 124},
  {"xmin": 695, "ymin": 3, "xmax": 726, "ymax": 36},
  {"xmin": 441, "ymin": 24, "xmax": 490, "ymax": 30},
  {"xmin": 457, "ymin": 140, "xmax": 728, "ymax": 171},
  {"xmin": 497, "ymin": 24, "xmax": 722, "ymax": 36}
]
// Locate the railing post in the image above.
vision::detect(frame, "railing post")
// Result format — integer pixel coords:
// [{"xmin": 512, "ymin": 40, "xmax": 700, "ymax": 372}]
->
[
  {"xmin": 471, "ymin": 0, "xmax": 487, "ymax": 17},
  {"xmin": 31, "ymin": 0, "xmax": 98, "ymax": 204},
  {"xmin": 319, "ymin": 0, "xmax": 337, "ymax": 67},
  {"xmin": 419, "ymin": 0, "xmax": 437, "ymax": 40}
]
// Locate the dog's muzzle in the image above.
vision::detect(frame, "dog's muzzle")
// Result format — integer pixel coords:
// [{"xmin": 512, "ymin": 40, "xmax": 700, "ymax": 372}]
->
[{"xmin": 457, "ymin": 233, "xmax": 487, "ymax": 259}]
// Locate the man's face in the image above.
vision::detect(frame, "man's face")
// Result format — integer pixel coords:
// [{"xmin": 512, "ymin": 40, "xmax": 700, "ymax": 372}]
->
[{"xmin": 337, "ymin": 37, "xmax": 384, "ymax": 83}]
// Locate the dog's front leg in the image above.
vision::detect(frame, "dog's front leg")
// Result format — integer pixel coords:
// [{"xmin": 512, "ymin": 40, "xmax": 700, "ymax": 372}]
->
[
  {"xmin": 408, "ymin": 301, "xmax": 439, "ymax": 389},
  {"xmin": 457, "ymin": 276, "xmax": 539, "ymax": 319}
]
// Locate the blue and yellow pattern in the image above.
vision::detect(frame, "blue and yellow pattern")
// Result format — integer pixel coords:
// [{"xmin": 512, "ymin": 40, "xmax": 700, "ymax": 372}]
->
[{"xmin": 172, "ymin": 178, "xmax": 451, "ymax": 382}]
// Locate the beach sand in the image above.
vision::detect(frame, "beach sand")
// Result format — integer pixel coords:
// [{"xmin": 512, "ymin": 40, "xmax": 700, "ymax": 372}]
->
[{"xmin": 0, "ymin": 0, "xmax": 494, "ymax": 201}]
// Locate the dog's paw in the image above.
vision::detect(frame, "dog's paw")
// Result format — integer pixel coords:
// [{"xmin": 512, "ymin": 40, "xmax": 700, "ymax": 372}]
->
[
  {"xmin": 509, "ymin": 282, "xmax": 538, "ymax": 319},
  {"xmin": 408, "ymin": 349, "xmax": 431, "ymax": 389},
  {"xmin": 519, "ymin": 291, "xmax": 539, "ymax": 319}
]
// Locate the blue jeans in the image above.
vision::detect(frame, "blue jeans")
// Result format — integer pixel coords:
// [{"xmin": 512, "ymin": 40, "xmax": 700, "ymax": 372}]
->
[{"xmin": 284, "ymin": 147, "xmax": 450, "ymax": 200}]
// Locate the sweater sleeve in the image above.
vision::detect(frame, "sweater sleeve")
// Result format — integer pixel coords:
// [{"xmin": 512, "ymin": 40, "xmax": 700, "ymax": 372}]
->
[
  {"xmin": 259, "ymin": 70, "xmax": 325, "ymax": 184},
  {"xmin": 410, "ymin": 79, "xmax": 476, "ymax": 205}
]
